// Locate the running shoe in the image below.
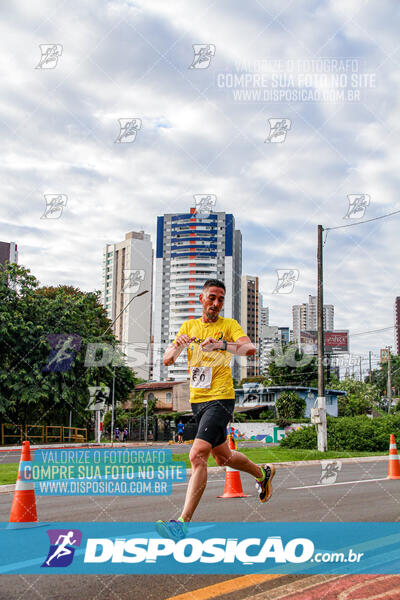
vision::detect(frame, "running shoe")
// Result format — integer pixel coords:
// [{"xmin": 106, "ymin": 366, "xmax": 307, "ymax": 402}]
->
[
  {"xmin": 155, "ymin": 519, "xmax": 188, "ymax": 541},
  {"xmin": 255, "ymin": 464, "xmax": 276, "ymax": 503}
]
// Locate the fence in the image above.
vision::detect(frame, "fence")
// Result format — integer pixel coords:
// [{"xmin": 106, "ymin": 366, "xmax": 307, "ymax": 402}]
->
[{"xmin": 1, "ymin": 424, "xmax": 87, "ymax": 445}]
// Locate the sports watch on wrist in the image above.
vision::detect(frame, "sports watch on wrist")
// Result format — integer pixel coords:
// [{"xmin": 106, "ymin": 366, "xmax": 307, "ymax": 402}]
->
[{"xmin": 221, "ymin": 340, "xmax": 227, "ymax": 351}]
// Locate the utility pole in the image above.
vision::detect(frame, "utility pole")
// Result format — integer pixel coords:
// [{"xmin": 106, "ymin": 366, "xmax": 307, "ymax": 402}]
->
[
  {"xmin": 369, "ymin": 351, "xmax": 372, "ymax": 384},
  {"xmin": 359, "ymin": 356, "xmax": 362, "ymax": 382},
  {"xmin": 387, "ymin": 346, "xmax": 392, "ymax": 413},
  {"xmin": 316, "ymin": 224, "xmax": 327, "ymax": 452}
]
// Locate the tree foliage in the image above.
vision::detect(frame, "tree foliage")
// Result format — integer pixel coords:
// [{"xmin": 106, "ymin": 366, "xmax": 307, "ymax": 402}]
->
[
  {"xmin": 370, "ymin": 354, "xmax": 400, "ymax": 396},
  {"xmin": 329, "ymin": 376, "xmax": 380, "ymax": 416},
  {"xmin": 275, "ymin": 391, "xmax": 306, "ymax": 421},
  {"xmin": 266, "ymin": 344, "xmax": 318, "ymax": 387},
  {"xmin": 0, "ymin": 263, "xmax": 139, "ymax": 429}
]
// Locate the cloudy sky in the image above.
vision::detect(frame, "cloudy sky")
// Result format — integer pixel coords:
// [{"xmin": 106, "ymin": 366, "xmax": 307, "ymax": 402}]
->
[{"xmin": 1, "ymin": 0, "xmax": 399, "ymax": 376}]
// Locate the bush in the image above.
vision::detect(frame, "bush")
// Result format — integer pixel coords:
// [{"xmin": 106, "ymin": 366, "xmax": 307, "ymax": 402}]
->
[
  {"xmin": 233, "ymin": 411, "xmax": 246, "ymax": 422},
  {"xmin": 259, "ymin": 409, "xmax": 275, "ymax": 420},
  {"xmin": 280, "ymin": 415, "xmax": 400, "ymax": 451}
]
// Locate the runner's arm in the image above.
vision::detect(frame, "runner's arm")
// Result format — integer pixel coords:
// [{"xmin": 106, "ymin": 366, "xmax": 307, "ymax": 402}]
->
[
  {"xmin": 200, "ymin": 336, "xmax": 256, "ymax": 356},
  {"xmin": 163, "ymin": 335, "xmax": 194, "ymax": 366},
  {"xmin": 225, "ymin": 336, "xmax": 256, "ymax": 356}
]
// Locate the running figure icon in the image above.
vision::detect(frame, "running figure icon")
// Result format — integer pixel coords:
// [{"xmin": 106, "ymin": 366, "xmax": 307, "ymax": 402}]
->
[{"xmin": 45, "ymin": 531, "xmax": 77, "ymax": 566}]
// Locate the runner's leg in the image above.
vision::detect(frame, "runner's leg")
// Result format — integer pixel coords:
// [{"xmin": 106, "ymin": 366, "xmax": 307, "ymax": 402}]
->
[
  {"xmin": 212, "ymin": 440, "xmax": 263, "ymax": 479},
  {"xmin": 180, "ymin": 437, "xmax": 211, "ymax": 522}
]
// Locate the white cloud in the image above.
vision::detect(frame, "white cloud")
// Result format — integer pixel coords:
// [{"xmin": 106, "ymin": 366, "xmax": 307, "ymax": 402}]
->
[{"xmin": 0, "ymin": 0, "xmax": 399, "ymax": 371}]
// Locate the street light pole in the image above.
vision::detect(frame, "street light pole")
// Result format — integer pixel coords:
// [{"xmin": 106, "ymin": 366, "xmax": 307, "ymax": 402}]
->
[
  {"xmin": 143, "ymin": 397, "xmax": 148, "ymax": 443},
  {"xmin": 103, "ymin": 289, "xmax": 149, "ymax": 336},
  {"xmin": 317, "ymin": 224, "xmax": 327, "ymax": 452},
  {"xmin": 111, "ymin": 365, "xmax": 116, "ymax": 443},
  {"xmin": 104, "ymin": 289, "xmax": 149, "ymax": 443}
]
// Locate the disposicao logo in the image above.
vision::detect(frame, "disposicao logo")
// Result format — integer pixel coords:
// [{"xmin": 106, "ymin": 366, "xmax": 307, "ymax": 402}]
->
[
  {"xmin": 42, "ymin": 529, "xmax": 82, "ymax": 568},
  {"xmin": 83, "ymin": 536, "xmax": 314, "ymax": 565}
]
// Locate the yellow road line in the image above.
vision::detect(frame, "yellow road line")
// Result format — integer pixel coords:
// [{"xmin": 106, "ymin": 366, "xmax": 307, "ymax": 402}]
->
[{"xmin": 164, "ymin": 574, "xmax": 285, "ymax": 600}]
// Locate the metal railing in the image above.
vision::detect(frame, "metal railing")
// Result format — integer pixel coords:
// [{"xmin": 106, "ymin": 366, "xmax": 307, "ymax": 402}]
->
[{"xmin": 1, "ymin": 424, "xmax": 87, "ymax": 445}]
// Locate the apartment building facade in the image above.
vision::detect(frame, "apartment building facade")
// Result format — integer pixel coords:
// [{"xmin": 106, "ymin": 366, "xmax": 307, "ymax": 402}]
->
[
  {"xmin": 153, "ymin": 207, "xmax": 242, "ymax": 381},
  {"xmin": 102, "ymin": 231, "xmax": 153, "ymax": 380}
]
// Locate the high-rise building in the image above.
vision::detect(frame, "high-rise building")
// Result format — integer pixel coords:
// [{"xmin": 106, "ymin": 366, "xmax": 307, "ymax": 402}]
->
[
  {"xmin": 154, "ymin": 207, "xmax": 242, "ymax": 381},
  {"xmin": 395, "ymin": 297, "xmax": 400, "ymax": 354},
  {"xmin": 0, "ymin": 241, "xmax": 18, "ymax": 269},
  {"xmin": 260, "ymin": 306, "xmax": 269, "ymax": 331},
  {"xmin": 102, "ymin": 231, "xmax": 153, "ymax": 380},
  {"xmin": 292, "ymin": 295, "xmax": 334, "ymax": 342},
  {"xmin": 278, "ymin": 326, "xmax": 290, "ymax": 345},
  {"xmin": 240, "ymin": 275, "xmax": 259, "ymax": 379},
  {"xmin": 259, "ymin": 324, "xmax": 291, "ymax": 374}
]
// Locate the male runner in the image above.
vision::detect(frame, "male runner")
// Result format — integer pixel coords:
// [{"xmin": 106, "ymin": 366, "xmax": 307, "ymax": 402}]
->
[{"xmin": 156, "ymin": 279, "xmax": 275, "ymax": 541}]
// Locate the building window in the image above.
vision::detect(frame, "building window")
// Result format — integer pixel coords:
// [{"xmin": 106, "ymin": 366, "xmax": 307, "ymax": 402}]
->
[{"xmin": 166, "ymin": 392, "xmax": 172, "ymax": 401}]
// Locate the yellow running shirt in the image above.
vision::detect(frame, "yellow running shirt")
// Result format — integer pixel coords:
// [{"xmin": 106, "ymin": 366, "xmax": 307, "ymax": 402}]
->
[{"xmin": 173, "ymin": 316, "xmax": 246, "ymax": 403}]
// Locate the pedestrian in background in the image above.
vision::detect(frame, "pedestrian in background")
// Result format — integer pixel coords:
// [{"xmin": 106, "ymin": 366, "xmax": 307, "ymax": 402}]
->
[{"xmin": 177, "ymin": 420, "xmax": 184, "ymax": 444}]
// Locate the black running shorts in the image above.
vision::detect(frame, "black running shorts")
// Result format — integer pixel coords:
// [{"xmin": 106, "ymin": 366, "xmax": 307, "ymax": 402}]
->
[{"xmin": 191, "ymin": 399, "xmax": 235, "ymax": 448}]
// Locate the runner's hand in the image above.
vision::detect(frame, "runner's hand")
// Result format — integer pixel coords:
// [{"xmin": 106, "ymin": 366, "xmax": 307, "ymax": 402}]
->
[
  {"xmin": 174, "ymin": 335, "xmax": 194, "ymax": 348},
  {"xmin": 200, "ymin": 337, "xmax": 220, "ymax": 352}
]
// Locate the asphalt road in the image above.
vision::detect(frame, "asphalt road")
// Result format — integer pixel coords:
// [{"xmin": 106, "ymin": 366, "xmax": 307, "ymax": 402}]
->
[
  {"xmin": 0, "ymin": 441, "xmax": 269, "ymax": 464},
  {"xmin": 0, "ymin": 459, "xmax": 398, "ymax": 600}
]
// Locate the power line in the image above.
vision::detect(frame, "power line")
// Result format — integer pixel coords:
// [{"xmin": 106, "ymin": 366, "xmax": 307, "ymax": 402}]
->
[
  {"xmin": 350, "ymin": 326, "xmax": 395, "ymax": 337},
  {"xmin": 325, "ymin": 208, "xmax": 400, "ymax": 232}
]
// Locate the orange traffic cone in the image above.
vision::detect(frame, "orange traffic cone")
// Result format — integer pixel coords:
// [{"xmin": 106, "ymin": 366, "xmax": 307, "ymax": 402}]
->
[
  {"xmin": 217, "ymin": 435, "xmax": 250, "ymax": 499},
  {"xmin": 8, "ymin": 441, "xmax": 38, "ymax": 527},
  {"xmin": 387, "ymin": 434, "xmax": 400, "ymax": 480}
]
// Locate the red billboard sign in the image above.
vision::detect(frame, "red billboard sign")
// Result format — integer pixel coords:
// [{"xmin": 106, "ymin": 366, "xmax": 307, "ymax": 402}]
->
[
  {"xmin": 300, "ymin": 330, "xmax": 349, "ymax": 354},
  {"xmin": 324, "ymin": 331, "xmax": 349, "ymax": 352}
]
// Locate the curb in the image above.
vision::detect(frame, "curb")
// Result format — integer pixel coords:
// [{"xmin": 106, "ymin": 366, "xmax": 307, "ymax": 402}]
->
[{"xmin": 0, "ymin": 485, "xmax": 16, "ymax": 494}]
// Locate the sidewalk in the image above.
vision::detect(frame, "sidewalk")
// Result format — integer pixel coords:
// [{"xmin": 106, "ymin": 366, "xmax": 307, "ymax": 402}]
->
[{"xmin": 0, "ymin": 441, "xmax": 167, "ymax": 452}]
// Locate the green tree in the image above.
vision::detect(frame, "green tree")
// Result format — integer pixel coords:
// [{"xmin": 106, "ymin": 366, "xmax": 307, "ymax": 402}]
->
[
  {"xmin": 329, "ymin": 376, "xmax": 380, "ymax": 416},
  {"xmin": 275, "ymin": 391, "xmax": 306, "ymax": 422},
  {"xmin": 0, "ymin": 263, "xmax": 138, "ymax": 429},
  {"xmin": 267, "ymin": 343, "xmax": 318, "ymax": 387},
  {"xmin": 370, "ymin": 354, "xmax": 400, "ymax": 397}
]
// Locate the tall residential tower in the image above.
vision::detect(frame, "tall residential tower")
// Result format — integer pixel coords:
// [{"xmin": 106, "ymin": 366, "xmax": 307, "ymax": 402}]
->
[
  {"xmin": 102, "ymin": 231, "xmax": 153, "ymax": 380},
  {"xmin": 241, "ymin": 275, "xmax": 259, "ymax": 379},
  {"xmin": 0, "ymin": 241, "xmax": 18, "ymax": 269},
  {"xmin": 154, "ymin": 207, "xmax": 242, "ymax": 381},
  {"xmin": 292, "ymin": 295, "xmax": 334, "ymax": 343}
]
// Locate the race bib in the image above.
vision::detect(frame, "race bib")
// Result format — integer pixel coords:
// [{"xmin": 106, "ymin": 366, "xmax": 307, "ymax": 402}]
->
[{"xmin": 190, "ymin": 367, "xmax": 212, "ymax": 389}]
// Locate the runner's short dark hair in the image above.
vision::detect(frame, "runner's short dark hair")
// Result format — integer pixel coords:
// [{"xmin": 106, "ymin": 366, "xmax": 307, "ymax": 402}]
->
[{"xmin": 203, "ymin": 279, "xmax": 226, "ymax": 292}]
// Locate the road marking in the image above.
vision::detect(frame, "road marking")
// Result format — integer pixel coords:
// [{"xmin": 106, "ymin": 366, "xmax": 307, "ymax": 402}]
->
[
  {"xmin": 244, "ymin": 574, "xmax": 344, "ymax": 599},
  {"xmin": 164, "ymin": 574, "xmax": 285, "ymax": 600},
  {"xmin": 289, "ymin": 477, "xmax": 387, "ymax": 490}
]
